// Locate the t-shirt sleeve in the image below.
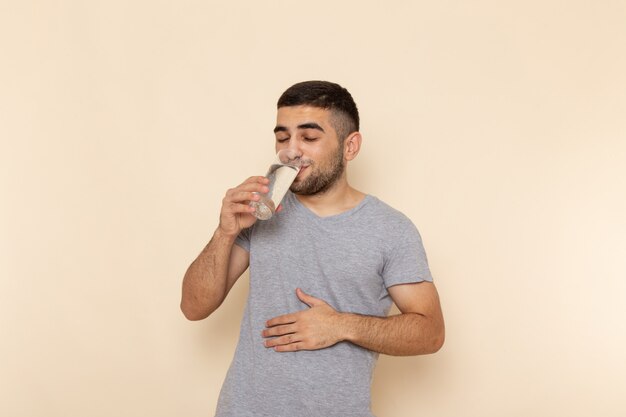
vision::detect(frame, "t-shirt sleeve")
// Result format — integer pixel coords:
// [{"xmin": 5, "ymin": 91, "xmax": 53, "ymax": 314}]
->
[
  {"xmin": 234, "ymin": 226, "xmax": 252, "ymax": 252},
  {"xmin": 382, "ymin": 221, "xmax": 433, "ymax": 288}
]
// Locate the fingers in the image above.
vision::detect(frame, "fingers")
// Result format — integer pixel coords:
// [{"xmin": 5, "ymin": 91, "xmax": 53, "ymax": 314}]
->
[
  {"xmin": 262, "ymin": 291, "xmax": 336, "ymax": 352},
  {"xmin": 218, "ymin": 176, "xmax": 270, "ymax": 235},
  {"xmin": 263, "ymin": 332, "xmax": 301, "ymax": 348},
  {"xmin": 262, "ymin": 327, "xmax": 308, "ymax": 352},
  {"xmin": 262, "ymin": 322, "xmax": 301, "ymax": 350},
  {"xmin": 265, "ymin": 313, "xmax": 296, "ymax": 328},
  {"xmin": 262, "ymin": 323, "xmax": 293, "ymax": 338},
  {"xmin": 224, "ymin": 177, "xmax": 269, "ymax": 206},
  {"xmin": 225, "ymin": 202, "xmax": 256, "ymax": 215},
  {"xmin": 273, "ymin": 343, "xmax": 303, "ymax": 352},
  {"xmin": 296, "ymin": 288, "xmax": 324, "ymax": 307},
  {"xmin": 238, "ymin": 176, "xmax": 270, "ymax": 192}
]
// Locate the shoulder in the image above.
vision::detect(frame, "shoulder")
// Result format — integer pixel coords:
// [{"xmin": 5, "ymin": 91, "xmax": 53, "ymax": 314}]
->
[{"xmin": 362, "ymin": 195, "xmax": 416, "ymax": 231}]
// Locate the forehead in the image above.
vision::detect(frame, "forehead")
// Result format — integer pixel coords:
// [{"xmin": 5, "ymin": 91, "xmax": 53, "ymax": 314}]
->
[{"xmin": 276, "ymin": 105, "xmax": 333, "ymax": 128}]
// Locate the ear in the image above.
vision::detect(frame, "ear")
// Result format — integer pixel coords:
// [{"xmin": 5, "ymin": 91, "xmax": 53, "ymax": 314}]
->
[{"xmin": 343, "ymin": 132, "xmax": 362, "ymax": 161}]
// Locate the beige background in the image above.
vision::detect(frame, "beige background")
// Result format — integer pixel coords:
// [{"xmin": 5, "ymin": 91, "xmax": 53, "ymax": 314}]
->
[{"xmin": 2, "ymin": 1, "xmax": 625, "ymax": 416}]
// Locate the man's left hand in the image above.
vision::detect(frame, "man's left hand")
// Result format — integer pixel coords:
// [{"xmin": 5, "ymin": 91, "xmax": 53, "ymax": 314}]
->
[{"xmin": 262, "ymin": 288, "xmax": 344, "ymax": 352}]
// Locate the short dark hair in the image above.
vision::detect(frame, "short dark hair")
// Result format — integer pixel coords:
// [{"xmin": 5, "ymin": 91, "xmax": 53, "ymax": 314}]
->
[{"xmin": 277, "ymin": 81, "xmax": 360, "ymax": 141}]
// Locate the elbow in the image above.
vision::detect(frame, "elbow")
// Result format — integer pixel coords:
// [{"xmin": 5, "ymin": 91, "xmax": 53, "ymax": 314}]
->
[
  {"xmin": 415, "ymin": 334, "xmax": 444, "ymax": 356},
  {"xmin": 430, "ymin": 330, "xmax": 445, "ymax": 353},
  {"xmin": 409, "ymin": 315, "xmax": 445, "ymax": 355},
  {"xmin": 412, "ymin": 323, "xmax": 444, "ymax": 355},
  {"xmin": 427, "ymin": 323, "xmax": 445, "ymax": 354},
  {"xmin": 180, "ymin": 301, "xmax": 212, "ymax": 321}
]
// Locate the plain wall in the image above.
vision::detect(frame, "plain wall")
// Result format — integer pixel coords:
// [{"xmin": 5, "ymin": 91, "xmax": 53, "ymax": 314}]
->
[{"xmin": 1, "ymin": 1, "xmax": 625, "ymax": 416}]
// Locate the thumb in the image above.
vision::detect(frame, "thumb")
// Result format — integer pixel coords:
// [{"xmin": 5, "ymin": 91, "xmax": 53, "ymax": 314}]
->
[{"xmin": 296, "ymin": 288, "xmax": 324, "ymax": 307}]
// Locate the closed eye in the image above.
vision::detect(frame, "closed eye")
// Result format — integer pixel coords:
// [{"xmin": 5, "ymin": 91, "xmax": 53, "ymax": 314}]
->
[{"xmin": 304, "ymin": 137, "xmax": 319, "ymax": 142}]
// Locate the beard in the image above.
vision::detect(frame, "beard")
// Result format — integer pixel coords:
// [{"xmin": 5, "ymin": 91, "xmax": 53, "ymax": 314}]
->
[{"xmin": 290, "ymin": 146, "xmax": 345, "ymax": 196}]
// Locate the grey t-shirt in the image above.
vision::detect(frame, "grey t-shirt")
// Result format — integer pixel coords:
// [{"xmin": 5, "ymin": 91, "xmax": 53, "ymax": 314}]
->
[{"xmin": 215, "ymin": 192, "xmax": 433, "ymax": 417}]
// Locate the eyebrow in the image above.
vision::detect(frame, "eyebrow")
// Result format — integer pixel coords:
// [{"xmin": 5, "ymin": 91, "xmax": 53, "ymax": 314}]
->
[{"xmin": 273, "ymin": 122, "xmax": 325, "ymax": 134}]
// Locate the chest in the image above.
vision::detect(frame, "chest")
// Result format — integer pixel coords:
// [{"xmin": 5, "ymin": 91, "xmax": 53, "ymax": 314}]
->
[{"xmin": 249, "ymin": 216, "xmax": 393, "ymax": 315}]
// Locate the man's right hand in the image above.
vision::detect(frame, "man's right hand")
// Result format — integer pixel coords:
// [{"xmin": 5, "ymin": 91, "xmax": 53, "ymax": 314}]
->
[
  {"xmin": 181, "ymin": 177, "xmax": 264, "ymax": 320},
  {"xmin": 218, "ymin": 176, "xmax": 270, "ymax": 237}
]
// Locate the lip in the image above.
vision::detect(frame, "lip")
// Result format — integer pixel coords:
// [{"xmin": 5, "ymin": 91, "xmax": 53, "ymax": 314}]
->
[{"xmin": 297, "ymin": 165, "xmax": 309, "ymax": 177}]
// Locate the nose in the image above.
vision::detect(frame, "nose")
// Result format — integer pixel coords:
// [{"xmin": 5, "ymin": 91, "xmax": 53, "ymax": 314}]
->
[{"xmin": 287, "ymin": 140, "xmax": 303, "ymax": 158}]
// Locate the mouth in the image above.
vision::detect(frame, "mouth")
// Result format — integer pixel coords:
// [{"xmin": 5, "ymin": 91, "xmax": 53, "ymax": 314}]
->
[{"xmin": 293, "ymin": 166, "xmax": 308, "ymax": 182}]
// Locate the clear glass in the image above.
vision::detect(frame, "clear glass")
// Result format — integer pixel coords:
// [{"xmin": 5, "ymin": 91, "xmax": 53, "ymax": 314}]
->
[{"xmin": 249, "ymin": 149, "xmax": 302, "ymax": 220}]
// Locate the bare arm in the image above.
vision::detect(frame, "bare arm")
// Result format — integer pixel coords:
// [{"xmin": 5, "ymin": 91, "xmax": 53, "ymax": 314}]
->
[
  {"xmin": 180, "ymin": 231, "xmax": 249, "ymax": 320},
  {"xmin": 263, "ymin": 282, "xmax": 445, "ymax": 356},
  {"xmin": 342, "ymin": 282, "xmax": 445, "ymax": 355},
  {"xmin": 180, "ymin": 176, "xmax": 269, "ymax": 321}
]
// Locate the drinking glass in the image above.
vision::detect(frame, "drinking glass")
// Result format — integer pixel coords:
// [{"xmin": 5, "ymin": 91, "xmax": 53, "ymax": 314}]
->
[{"xmin": 249, "ymin": 149, "xmax": 302, "ymax": 220}]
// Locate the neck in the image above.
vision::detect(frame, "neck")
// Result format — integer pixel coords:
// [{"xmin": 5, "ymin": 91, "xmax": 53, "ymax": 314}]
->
[{"xmin": 294, "ymin": 173, "xmax": 366, "ymax": 217}]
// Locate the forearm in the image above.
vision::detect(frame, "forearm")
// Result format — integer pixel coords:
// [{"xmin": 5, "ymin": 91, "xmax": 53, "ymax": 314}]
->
[
  {"xmin": 180, "ymin": 228, "xmax": 237, "ymax": 320},
  {"xmin": 340, "ymin": 312, "xmax": 445, "ymax": 356}
]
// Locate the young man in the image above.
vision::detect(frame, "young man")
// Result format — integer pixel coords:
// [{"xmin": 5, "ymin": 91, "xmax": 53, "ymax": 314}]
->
[{"xmin": 181, "ymin": 81, "xmax": 445, "ymax": 417}]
